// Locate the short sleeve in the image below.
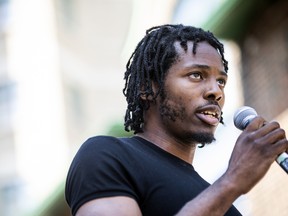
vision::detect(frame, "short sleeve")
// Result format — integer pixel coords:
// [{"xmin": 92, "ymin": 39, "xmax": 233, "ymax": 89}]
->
[{"xmin": 65, "ymin": 136, "xmax": 139, "ymax": 215}]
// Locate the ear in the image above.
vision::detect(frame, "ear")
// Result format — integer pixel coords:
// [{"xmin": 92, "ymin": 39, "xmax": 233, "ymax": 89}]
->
[
  {"xmin": 139, "ymin": 92, "xmax": 155, "ymax": 101},
  {"xmin": 140, "ymin": 92, "xmax": 149, "ymax": 100},
  {"xmin": 139, "ymin": 82, "xmax": 159, "ymax": 101}
]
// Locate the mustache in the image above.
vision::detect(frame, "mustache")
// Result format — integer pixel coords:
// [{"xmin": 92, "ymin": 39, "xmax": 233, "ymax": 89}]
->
[
  {"xmin": 197, "ymin": 101, "xmax": 224, "ymax": 124},
  {"xmin": 197, "ymin": 100, "xmax": 221, "ymax": 110}
]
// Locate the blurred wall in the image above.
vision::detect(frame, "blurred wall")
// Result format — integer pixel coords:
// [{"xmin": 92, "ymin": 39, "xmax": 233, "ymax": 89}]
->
[
  {"xmin": 0, "ymin": 0, "xmax": 176, "ymax": 215},
  {"xmin": 240, "ymin": 0, "xmax": 288, "ymax": 215}
]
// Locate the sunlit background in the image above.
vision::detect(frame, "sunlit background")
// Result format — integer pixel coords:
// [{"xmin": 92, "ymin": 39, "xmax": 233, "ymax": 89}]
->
[{"xmin": 0, "ymin": 0, "xmax": 287, "ymax": 215}]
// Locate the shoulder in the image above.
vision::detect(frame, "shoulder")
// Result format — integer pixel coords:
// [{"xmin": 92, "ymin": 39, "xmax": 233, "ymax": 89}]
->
[
  {"xmin": 78, "ymin": 135, "xmax": 129, "ymax": 155},
  {"xmin": 65, "ymin": 135, "xmax": 140, "ymax": 214},
  {"xmin": 71, "ymin": 135, "xmax": 137, "ymax": 168},
  {"xmin": 83, "ymin": 135, "xmax": 123, "ymax": 147}
]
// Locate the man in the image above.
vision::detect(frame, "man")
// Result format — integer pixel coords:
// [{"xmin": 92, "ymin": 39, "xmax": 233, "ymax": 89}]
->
[{"xmin": 65, "ymin": 24, "xmax": 288, "ymax": 216}]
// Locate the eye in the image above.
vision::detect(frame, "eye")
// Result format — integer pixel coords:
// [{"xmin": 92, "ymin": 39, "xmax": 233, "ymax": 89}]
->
[
  {"xmin": 189, "ymin": 72, "xmax": 203, "ymax": 80},
  {"xmin": 217, "ymin": 78, "xmax": 227, "ymax": 87}
]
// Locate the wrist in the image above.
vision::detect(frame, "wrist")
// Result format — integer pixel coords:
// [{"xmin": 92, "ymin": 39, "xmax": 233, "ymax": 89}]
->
[{"xmin": 216, "ymin": 172, "xmax": 244, "ymax": 198}]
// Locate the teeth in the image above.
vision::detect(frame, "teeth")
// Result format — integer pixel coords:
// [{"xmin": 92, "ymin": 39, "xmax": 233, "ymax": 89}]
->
[{"xmin": 202, "ymin": 111, "xmax": 218, "ymax": 118}]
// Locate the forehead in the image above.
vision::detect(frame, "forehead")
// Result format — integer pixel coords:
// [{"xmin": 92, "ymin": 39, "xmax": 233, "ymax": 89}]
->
[{"xmin": 173, "ymin": 41, "xmax": 225, "ymax": 71}]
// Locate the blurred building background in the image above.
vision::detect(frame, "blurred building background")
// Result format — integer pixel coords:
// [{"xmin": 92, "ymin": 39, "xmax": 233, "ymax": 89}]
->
[{"xmin": 0, "ymin": 0, "xmax": 287, "ymax": 215}]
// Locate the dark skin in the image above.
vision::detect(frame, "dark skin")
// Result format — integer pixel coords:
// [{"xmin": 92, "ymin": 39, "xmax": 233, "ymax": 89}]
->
[
  {"xmin": 75, "ymin": 41, "xmax": 288, "ymax": 216},
  {"xmin": 138, "ymin": 41, "xmax": 227, "ymax": 163}
]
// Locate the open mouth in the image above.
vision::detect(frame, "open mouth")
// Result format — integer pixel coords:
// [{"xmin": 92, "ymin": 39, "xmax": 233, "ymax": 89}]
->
[
  {"xmin": 200, "ymin": 110, "xmax": 219, "ymax": 120},
  {"xmin": 196, "ymin": 106, "xmax": 221, "ymax": 126}
]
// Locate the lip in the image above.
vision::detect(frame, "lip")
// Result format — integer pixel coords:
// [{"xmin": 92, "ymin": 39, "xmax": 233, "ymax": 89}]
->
[{"xmin": 195, "ymin": 105, "xmax": 221, "ymax": 126}]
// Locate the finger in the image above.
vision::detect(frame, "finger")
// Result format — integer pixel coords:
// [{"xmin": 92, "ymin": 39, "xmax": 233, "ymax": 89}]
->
[
  {"xmin": 245, "ymin": 116, "xmax": 267, "ymax": 131},
  {"xmin": 270, "ymin": 138, "xmax": 288, "ymax": 159},
  {"xmin": 246, "ymin": 119, "xmax": 280, "ymax": 139},
  {"xmin": 258, "ymin": 126, "xmax": 286, "ymax": 145}
]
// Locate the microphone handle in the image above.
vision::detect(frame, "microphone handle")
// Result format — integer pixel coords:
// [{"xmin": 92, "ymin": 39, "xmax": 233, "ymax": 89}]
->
[{"xmin": 276, "ymin": 152, "xmax": 288, "ymax": 174}]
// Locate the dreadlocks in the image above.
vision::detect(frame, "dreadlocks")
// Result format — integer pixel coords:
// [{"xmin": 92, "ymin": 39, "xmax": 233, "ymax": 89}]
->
[{"xmin": 123, "ymin": 24, "xmax": 228, "ymax": 134}]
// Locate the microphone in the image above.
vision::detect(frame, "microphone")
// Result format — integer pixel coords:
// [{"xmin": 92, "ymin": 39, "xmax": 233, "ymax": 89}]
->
[{"xmin": 234, "ymin": 106, "xmax": 288, "ymax": 174}]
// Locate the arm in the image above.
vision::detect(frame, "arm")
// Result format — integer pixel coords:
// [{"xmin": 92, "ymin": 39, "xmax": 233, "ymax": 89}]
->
[
  {"xmin": 76, "ymin": 196, "xmax": 142, "ymax": 216},
  {"xmin": 176, "ymin": 117, "xmax": 288, "ymax": 216}
]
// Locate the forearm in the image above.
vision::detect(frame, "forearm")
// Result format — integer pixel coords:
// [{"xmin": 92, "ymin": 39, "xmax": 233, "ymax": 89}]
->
[{"xmin": 175, "ymin": 173, "xmax": 241, "ymax": 216}]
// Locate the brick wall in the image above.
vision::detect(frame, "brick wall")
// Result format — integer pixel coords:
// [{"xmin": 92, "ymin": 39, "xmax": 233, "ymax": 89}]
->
[
  {"xmin": 240, "ymin": 0, "xmax": 288, "ymax": 215},
  {"xmin": 241, "ymin": 0, "xmax": 288, "ymax": 120}
]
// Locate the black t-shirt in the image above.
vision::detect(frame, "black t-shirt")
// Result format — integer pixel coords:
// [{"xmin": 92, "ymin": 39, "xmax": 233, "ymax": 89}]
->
[{"xmin": 65, "ymin": 136, "xmax": 242, "ymax": 216}]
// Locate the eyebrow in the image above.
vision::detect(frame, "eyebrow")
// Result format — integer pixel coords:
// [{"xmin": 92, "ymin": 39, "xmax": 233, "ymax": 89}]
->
[{"xmin": 189, "ymin": 64, "xmax": 227, "ymax": 77}]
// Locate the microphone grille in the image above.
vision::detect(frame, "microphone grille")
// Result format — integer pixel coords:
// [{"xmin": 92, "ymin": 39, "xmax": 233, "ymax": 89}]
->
[{"xmin": 234, "ymin": 106, "xmax": 258, "ymax": 130}]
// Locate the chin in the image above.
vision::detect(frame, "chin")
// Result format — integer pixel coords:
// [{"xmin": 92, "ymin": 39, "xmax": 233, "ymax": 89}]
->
[{"xmin": 182, "ymin": 131, "xmax": 216, "ymax": 145}]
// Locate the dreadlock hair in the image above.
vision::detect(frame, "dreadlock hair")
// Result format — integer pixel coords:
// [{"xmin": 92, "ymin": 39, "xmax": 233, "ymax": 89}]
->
[{"xmin": 123, "ymin": 24, "xmax": 228, "ymax": 134}]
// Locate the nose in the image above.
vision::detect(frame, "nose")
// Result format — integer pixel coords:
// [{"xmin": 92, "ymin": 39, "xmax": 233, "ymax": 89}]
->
[{"xmin": 204, "ymin": 80, "xmax": 223, "ymax": 102}]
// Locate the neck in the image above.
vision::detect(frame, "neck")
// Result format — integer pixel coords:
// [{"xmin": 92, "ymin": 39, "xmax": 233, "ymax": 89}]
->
[{"xmin": 136, "ymin": 131, "xmax": 197, "ymax": 164}]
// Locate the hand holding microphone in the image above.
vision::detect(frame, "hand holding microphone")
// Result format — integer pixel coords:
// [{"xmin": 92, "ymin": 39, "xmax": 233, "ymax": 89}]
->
[{"xmin": 234, "ymin": 106, "xmax": 288, "ymax": 174}]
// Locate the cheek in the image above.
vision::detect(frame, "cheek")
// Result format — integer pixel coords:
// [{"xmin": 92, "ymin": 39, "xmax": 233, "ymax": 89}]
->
[{"xmin": 220, "ymin": 93, "xmax": 225, "ymax": 107}]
